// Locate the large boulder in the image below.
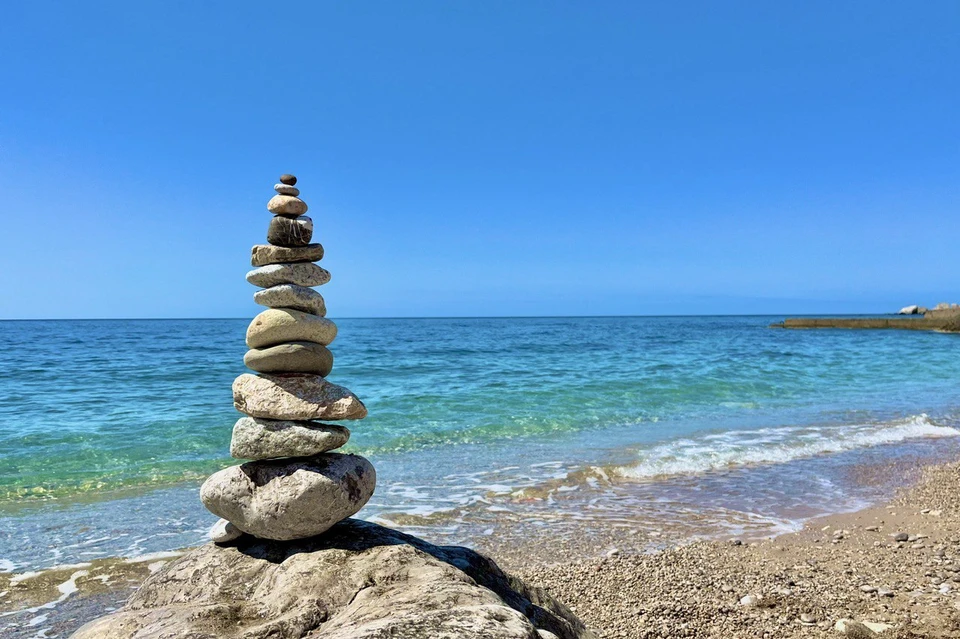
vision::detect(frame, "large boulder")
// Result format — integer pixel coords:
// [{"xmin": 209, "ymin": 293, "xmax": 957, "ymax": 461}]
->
[
  {"xmin": 70, "ymin": 519, "xmax": 596, "ymax": 639},
  {"xmin": 201, "ymin": 454, "xmax": 376, "ymax": 540}
]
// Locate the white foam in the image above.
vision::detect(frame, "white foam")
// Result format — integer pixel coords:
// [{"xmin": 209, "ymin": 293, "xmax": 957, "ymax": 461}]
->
[{"xmin": 617, "ymin": 414, "xmax": 959, "ymax": 479}]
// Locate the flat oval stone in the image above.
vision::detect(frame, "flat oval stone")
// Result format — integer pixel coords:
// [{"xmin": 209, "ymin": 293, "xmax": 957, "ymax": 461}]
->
[
  {"xmin": 251, "ymin": 243, "xmax": 323, "ymax": 267},
  {"xmin": 267, "ymin": 215, "xmax": 313, "ymax": 247},
  {"xmin": 200, "ymin": 453, "xmax": 376, "ymax": 541},
  {"xmin": 244, "ymin": 341, "xmax": 334, "ymax": 375},
  {"xmin": 267, "ymin": 194, "xmax": 308, "ymax": 216},
  {"xmin": 230, "ymin": 417, "xmax": 350, "ymax": 460},
  {"xmin": 246, "ymin": 308, "xmax": 337, "ymax": 348},
  {"xmin": 233, "ymin": 373, "xmax": 367, "ymax": 421},
  {"xmin": 279, "ymin": 174, "xmax": 297, "ymax": 185},
  {"xmin": 274, "ymin": 183, "xmax": 300, "ymax": 196},
  {"xmin": 246, "ymin": 263, "xmax": 331, "ymax": 288},
  {"xmin": 254, "ymin": 284, "xmax": 326, "ymax": 316}
]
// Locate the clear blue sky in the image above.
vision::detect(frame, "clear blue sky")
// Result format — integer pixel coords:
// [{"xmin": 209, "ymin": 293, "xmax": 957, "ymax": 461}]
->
[{"xmin": 1, "ymin": 1, "xmax": 957, "ymax": 319}]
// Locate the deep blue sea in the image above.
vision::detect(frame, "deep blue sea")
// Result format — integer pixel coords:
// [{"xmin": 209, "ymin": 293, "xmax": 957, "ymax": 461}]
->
[{"xmin": 2, "ymin": 316, "xmax": 959, "ymax": 573}]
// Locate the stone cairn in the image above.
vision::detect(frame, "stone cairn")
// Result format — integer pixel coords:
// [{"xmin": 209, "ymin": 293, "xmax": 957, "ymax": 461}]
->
[{"xmin": 200, "ymin": 174, "xmax": 376, "ymax": 542}]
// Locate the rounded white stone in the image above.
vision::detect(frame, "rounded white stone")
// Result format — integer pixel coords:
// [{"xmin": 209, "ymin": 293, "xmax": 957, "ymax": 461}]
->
[
  {"xmin": 253, "ymin": 284, "xmax": 326, "ymax": 316},
  {"xmin": 209, "ymin": 518, "xmax": 243, "ymax": 544},
  {"xmin": 267, "ymin": 194, "xmax": 308, "ymax": 216}
]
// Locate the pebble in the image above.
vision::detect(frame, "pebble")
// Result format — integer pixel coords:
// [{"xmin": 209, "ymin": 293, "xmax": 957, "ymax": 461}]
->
[
  {"xmin": 279, "ymin": 174, "xmax": 297, "ymax": 185},
  {"xmin": 246, "ymin": 308, "xmax": 337, "ymax": 349},
  {"xmin": 209, "ymin": 518, "xmax": 243, "ymax": 544},
  {"xmin": 865, "ymin": 526, "xmax": 880, "ymax": 532},
  {"xmin": 859, "ymin": 584, "xmax": 877, "ymax": 593},
  {"xmin": 244, "ymin": 341, "xmax": 334, "ymax": 376},
  {"xmin": 274, "ymin": 183, "xmax": 300, "ymax": 196},
  {"xmin": 892, "ymin": 532, "xmax": 909, "ymax": 542},
  {"xmin": 877, "ymin": 587, "xmax": 894, "ymax": 597},
  {"xmin": 254, "ymin": 284, "xmax": 327, "ymax": 316},
  {"xmin": 739, "ymin": 594, "xmax": 760, "ymax": 607},
  {"xmin": 799, "ymin": 613, "xmax": 816, "ymax": 625},
  {"xmin": 251, "ymin": 243, "xmax": 324, "ymax": 267},
  {"xmin": 232, "ymin": 373, "xmax": 367, "ymax": 421},
  {"xmin": 230, "ymin": 417, "xmax": 350, "ymax": 460},
  {"xmin": 246, "ymin": 263, "xmax": 332, "ymax": 289},
  {"xmin": 267, "ymin": 215, "xmax": 313, "ymax": 247},
  {"xmin": 267, "ymin": 194, "xmax": 308, "ymax": 216}
]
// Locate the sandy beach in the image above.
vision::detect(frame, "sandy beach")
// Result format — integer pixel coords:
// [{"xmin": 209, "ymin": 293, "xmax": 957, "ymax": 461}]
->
[{"xmin": 3, "ymin": 454, "xmax": 959, "ymax": 638}]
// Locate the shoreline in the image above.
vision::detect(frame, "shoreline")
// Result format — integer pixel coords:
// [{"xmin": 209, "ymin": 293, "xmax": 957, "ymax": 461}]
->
[{"xmin": 4, "ymin": 451, "xmax": 960, "ymax": 638}]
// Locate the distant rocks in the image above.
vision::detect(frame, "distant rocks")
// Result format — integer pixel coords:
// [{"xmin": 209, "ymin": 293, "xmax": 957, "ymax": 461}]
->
[
  {"xmin": 246, "ymin": 308, "xmax": 337, "ymax": 348},
  {"xmin": 230, "ymin": 417, "xmax": 350, "ymax": 460},
  {"xmin": 898, "ymin": 305, "xmax": 920, "ymax": 315},
  {"xmin": 251, "ymin": 242, "xmax": 324, "ymax": 266},
  {"xmin": 246, "ymin": 262, "xmax": 331, "ymax": 288},
  {"xmin": 200, "ymin": 454, "xmax": 376, "ymax": 540},
  {"xmin": 233, "ymin": 373, "xmax": 367, "ymax": 421}
]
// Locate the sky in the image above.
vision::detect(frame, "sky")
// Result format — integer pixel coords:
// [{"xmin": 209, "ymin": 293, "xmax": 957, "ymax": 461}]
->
[{"xmin": 0, "ymin": 1, "xmax": 957, "ymax": 319}]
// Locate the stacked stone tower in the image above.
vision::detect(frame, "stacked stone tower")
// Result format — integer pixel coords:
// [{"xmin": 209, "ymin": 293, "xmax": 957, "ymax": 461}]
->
[{"xmin": 201, "ymin": 175, "xmax": 376, "ymax": 542}]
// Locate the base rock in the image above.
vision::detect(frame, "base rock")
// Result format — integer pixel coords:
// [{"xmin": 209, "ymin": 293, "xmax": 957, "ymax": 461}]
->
[{"xmin": 70, "ymin": 519, "xmax": 596, "ymax": 639}]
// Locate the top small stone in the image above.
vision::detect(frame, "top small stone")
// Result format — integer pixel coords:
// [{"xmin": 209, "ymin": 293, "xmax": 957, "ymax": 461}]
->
[{"xmin": 280, "ymin": 174, "xmax": 297, "ymax": 186}]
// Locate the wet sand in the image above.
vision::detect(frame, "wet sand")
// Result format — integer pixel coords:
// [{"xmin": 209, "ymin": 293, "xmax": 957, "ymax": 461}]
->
[{"xmin": 3, "ymin": 457, "xmax": 959, "ymax": 638}]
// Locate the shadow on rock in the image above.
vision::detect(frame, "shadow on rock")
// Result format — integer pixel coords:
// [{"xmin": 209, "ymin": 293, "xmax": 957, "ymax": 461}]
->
[{"xmin": 71, "ymin": 519, "xmax": 596, "ymax": 639}]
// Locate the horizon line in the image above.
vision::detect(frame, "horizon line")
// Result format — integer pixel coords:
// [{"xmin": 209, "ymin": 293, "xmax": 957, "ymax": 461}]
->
[{"xmin": 0, "ymin": 312, "xmax": 903, "ymax": 322}]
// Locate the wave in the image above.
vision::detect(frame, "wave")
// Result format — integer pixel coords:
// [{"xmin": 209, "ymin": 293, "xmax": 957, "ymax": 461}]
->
[{"xmin": 615, "ymin": 414, "xmax": 959, "ymax": 479}]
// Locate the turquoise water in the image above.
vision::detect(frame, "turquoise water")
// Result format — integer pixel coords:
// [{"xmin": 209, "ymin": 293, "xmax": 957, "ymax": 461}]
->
[{"xmin": 1, "ymin": 317, "xmax": 959, "ymax": 571}]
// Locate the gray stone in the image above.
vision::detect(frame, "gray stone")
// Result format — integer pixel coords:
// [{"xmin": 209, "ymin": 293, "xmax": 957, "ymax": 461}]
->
[
  {"xmin": 267, "ymin": 194, "xmax": 308, "ymax": 216},
  {"xmin": 251, "ymin": 243, "xmax": 324, "ymax": 266},
  {"xmin": 244, "ymin": 341, "xmax": 334, "ymax": 375},
  {"xmin": 246, "ymin": 308, "xmax": 337, "ymax": 348},
  {"xmin": 267, "ymin": 215, "xmax": 313, "ymax": 247},
  {"xmin": 200, "ymin": 453, "xmax": 376, "ymax": 540},
  {"xmin": 274, "ymin": 183, "xmax": 300, "ymax": 196},
  {"xmin": 70, "ymin": 519, "xmax": 596, "ymax": 639},
  {"xmin": 230, "ymin": 417, "xmax": 350, "ymax": 460},
  {"xmin": 209, "ymin": 518, "xmax": 243, "ymax": 544},
  {"xmin": 279, "ymin": 173, "xmax": 297, "ymax": 185},
  {"xmin": 254, "ymin": 284, "xmax": 326, "ymax": 316},
  {"xmin": 246, "ymin": 262, "xmax": 331, "ymax": 288},
  {"xmin": 233, "ymin": 373, "xmax": 367, "ymax": 421}
]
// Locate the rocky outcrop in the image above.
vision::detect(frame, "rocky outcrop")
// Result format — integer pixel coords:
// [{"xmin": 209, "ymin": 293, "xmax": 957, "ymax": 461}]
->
[
  {"xmin": 898, "ymin": 305, "xmax": 920, "ymax": 315},
  {"xmin": 70, "ymin": 520, "xmax": 596, "ymax": 639}
]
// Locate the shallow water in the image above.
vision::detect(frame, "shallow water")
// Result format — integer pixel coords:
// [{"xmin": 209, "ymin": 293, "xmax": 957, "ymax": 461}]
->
[{"xmin": 1, "ymin": 316, "xmax": 959, "ymax": 571}]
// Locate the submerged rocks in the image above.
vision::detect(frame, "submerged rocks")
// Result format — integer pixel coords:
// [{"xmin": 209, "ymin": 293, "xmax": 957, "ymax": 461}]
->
[
  {"xmin": 246, "ymin": 308, "xmax": 337, "ymax": 348},
  {"xmin": 201, "ymin": 454, "xmax": 376, "ymax": 540},
  {"xmin": 251, "ymin": 243, "xmax": 324, "ymax": 266},
  {"xmin": 230, "ymin": 417, "xmax": 350, "ymax": 460},
  {"xmin": 71, "ymin": 520, "xmax": 596, "ymax": 639},
  {"xmin": 246, "ymin": 262, "xmax": 331, "ymax": 288},
  {"xmin": 233, "ymin": 373, "xmax": 367, "ymax": 420},
  {"xmin": 243, "ymin": 341, "xmax": 334, "ymax": 375}
]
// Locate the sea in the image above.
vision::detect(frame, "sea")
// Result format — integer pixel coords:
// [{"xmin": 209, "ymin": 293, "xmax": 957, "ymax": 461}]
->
[{"xmin": 2, "ymin": 316, "xmax": 959, "ymax": 574}]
